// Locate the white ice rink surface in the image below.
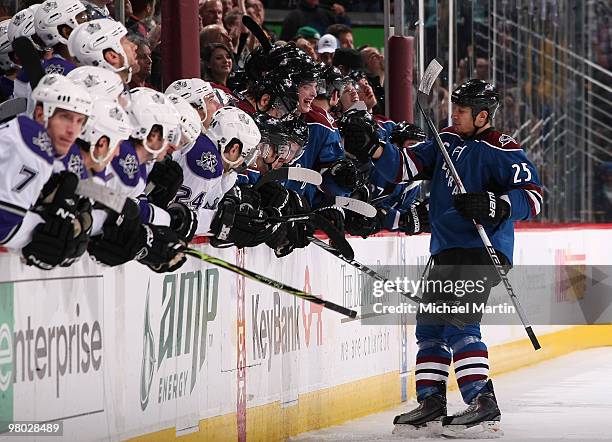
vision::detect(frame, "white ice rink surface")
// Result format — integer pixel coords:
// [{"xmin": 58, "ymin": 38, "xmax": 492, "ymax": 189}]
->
[{"xmin": 291, "ymin": 347, "xmax": 612, "ymax": 442}]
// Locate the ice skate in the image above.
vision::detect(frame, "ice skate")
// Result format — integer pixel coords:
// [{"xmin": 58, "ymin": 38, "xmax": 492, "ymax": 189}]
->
[
  {"xmin": 392, "ymin": 381, "xmax": 447, "ymax": 438},
  {"xmin": 441, "ymin": 380, "xmax": 503, "ymax": 439}
]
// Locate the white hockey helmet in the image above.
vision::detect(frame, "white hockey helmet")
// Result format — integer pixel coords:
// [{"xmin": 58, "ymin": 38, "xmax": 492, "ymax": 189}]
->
[
  {"xmin": 126, "ymin": 87, "xmax": 181, "ymax": 156},
  {"xmin": 31, "ymin": 73, "xmax": 93, "ymax": 125},
  {"xmin": 206, "ymin": 107, "xmax": 261, "ymax": 168},
  {"xmin": 67, "ymin": 65, "xmax": 126, "ymax": 103},
  {"xmin": 165, "ymin": 78, "xmax": 214, "ymax": 111},
  {"xmin": 67, "ymin": 19, "xmax": 131, "ymax": 80},
  {"xmin": 7, "ymin": 4, "xmax": 43, "ymax": 51},
  {"xmin": 34, "ymin": 0, "xmax": 88, "ymax": 48},
  {"xmin": 81, "ymin": 100, "xmax": 133, "ymax": 163},
  {"xmin": 166, "ymin": 93, "xmax": 201, "ymax": 149},
  {"xmin": 0, "ymin": 19, "xmax": 16, "ymax": 70}
]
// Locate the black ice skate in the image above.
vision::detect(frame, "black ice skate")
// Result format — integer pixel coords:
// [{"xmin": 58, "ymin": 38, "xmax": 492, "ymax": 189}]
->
[
  {"xmin": 441, "ymin": 379, "xmax": 503, "ymax": 439},
  {"xmin": 392, "ymin": 381, "xmax": 447, "ymax": 437}
]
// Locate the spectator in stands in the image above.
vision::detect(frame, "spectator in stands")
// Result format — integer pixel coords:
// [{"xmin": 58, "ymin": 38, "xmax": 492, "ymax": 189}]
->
[
  {"xmin": 295, "ymin": 26, "xmax": 320, "ymax": 47},
  {"xmin": 360, "ymin": 45, "xmax": 384, "ymax": 114},
  {"xmin": 474, "ymin": 57, "xmax": 489, "ymax": 80},
  {"xmin": 202, "ymin": 43, "xmax": 233, "ymax": 87},
  {"xmin": 317, "ymin": 33, "xmax": 338, "ymax": 66},
  {"xmin": 280, "ymin": 0, "xmax": 350, "ymax": 42},
  {"xmin": 295, "ymin": 37, "xmax": 318, "ymax": 61},
  {"xmin": 246, "ymin": 0, "xmax": 276, "ymax": 42},
  {"xmin": 200, "ymin": 0, "xmax": 224, "ymax": 27},
  {"xmin": 126, "ymin": 0, "xmax": 155, "ymax": 39},
  {"xmin": 332, "ymin": 47, "xmax": 362, "ymax": 75},
  {"xmin": 200, "ymin": 24, "xmax": 234, "ymax": 52},
  {"xmin": 327, "ymin": 23, "xmax": 353, "ymax": 49},
  {"xmin": 82, "ymin": 0, "xmax": 112, "ymax": 19},
  {"xmin": 128, "ymin": 35, "xmax": 153, "ymax": 88},
  {"xmin": 223, "ymin": 10, "xmax": 244, "ymax": 54}
]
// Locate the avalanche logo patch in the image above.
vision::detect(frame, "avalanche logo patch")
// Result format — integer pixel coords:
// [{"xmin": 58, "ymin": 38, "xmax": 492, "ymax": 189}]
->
[
  {"xmin": 499, "ymin": 134, "xmax": 516, "ymax": 147},
  {"xmin": 119, "ymin": 153, "xmax": 139, "ymax": 179},
  {"xmin": 196, "ymin": 151, "xmax": 218, "ymax": 173}
]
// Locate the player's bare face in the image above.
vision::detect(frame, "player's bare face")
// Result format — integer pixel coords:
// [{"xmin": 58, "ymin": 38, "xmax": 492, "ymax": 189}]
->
[
  {"xmin": 90, "ymin": 136, "xmax": 119, "ymax": 172},
  {"xmin": 47, "ymin": 109, "xmax": 87, "ymax": 156},
  {"xmin": 451, "ymin": 104, "xmax": 476, "ymax": 136},
  {"xmin": 297, "ymin": 82, "xmax": 317, "ymax": 114},
  {"xmin": 340, "ymin": 83, "xmax": 358, "ymax": 110}
]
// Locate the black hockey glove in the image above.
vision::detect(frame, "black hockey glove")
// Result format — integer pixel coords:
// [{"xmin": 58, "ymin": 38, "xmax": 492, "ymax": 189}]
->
[
  {"xmin": 315, "ymin": 205, "xmax": 345, "ymax": 236},
  {"xmin": 327, "ymin": 159, "xmax": 361, "ymax": 191},
  {"xmin": 399, "ymin": 199, "xmax": 430, "ymax": 235},
  {"xmin": 258, "ymin": 181, "xmax": 290, "ymax": 249},
  {"xmin": 135, "ymin": 224, "xmax": 187, "ymax": 273},
  {"xmin": 60, "ymin": 198, "xmax": 93, "ymax": 267},
  {"xmin": 273, "ymin": 191, "xmax": 314, "ymax": 258},
  {"xmin": 146, "ymin": 157, "xmax": 184, "ymax": 208},
  {"xmin": 22, "ymin": 215, "xmax": 75, "ymax": 270},
  {"xmin": 453, "ymin": 192, "xmax": 510, "ymax": 225},
  {"xmin": 210, "ymin": 186, "xmax": 272, "ymax": 248},
  {"xmin": 338, "ymin": 110, "xmax": 381, "ymax": 163},
  {"xmin": 168, "ymin": 202, "xmax": 198, "ymax": 242},
  {"xmin": 345, "ymin": 210, "xmax": 384, "ymax": 238},
  {"xmin": 35, "ymin": 171, "xmax": 80, "ymax": 221}
]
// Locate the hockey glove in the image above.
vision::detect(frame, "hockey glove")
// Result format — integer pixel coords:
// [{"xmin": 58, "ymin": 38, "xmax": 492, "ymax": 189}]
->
[
  {"xmin": 399, "ymin": 199, "xmax": 430, "ymax": 235},
  {"xmin": 273, "ymin": 191, "xmax": 314, "ymax": 258},
  {"xmin": 22, "ymin": 215, "xmax": 75, "ymax": 270},
  {"xmin": 345, "ymin": 210, "xmax": 384, "ymax": 238},
  {"xmin": 146, "ymin": 157, "xmax": 184, "ymax": 208},
  {"xmin": 338, "ymin": 110, "xmax": 381, "ymax": 163},
  {"xmin": 135, "ymin": 224, "xmax": 187, "ymax": 273},
  {"xmin": 60, "ymin": 198, "xmax": 93, "ymax": 267},
  {"xmin": 453, "ymin": 192, "xmax": 510, "ymax": 225},
  {"xmin": 327, "ymin": 159, "xmax": 361, "ymax": 191},
  {"xmin": 35, "ymin": 171, "xmax": 80, "ymax": 221},
  {"xmin": 315, "ymin": 205, "xmax": 345, "ymax": 236},
  {"xmin": 168, "ymin": 202, "xmax": 198, "ymax": 242}
]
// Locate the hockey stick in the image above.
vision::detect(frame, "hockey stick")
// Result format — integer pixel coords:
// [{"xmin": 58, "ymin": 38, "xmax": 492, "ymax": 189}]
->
[
  {"xmin": 182, "ymin": 247, "xmax": 357, "ymax": 318},
  {"xmin": 306, "ymin": 235, "xmax": 465, "ymax": 328},
  {"xmin": 76, "ymin": 179, "xmax": 128, "ymax": 213},
  {"xmin": 0, "ymin": 97, "xmax": 27, "ymax": 122},
  {"xmin": 12, "ymin": 36, "xmax": 44, "ymax": 89},
  {"xmin": 335, "ymin": 196, "xmax": 377, "ymax": 217},
  {"xmin": 417, "ymin": 59, "xmax": 540, "ymax": 350},
  {"xmin": 253, "ymin": 166, "xmax": 322, "ymax": 190},
  {"xmin": 241, "ymin": 15, "xmax": 272, "ymax": 51}
]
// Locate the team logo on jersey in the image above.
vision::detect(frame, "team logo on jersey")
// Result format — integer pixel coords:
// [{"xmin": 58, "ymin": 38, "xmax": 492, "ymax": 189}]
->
[
  {"xmin": 67, "ymin": 154, "xmax": 84, "ymax": 177},
  {"xmin": 452, "ymin": 145, "xmax": 466, "ymax": 160},
  {"xmin": 196, "ymin": 151, "xmax": 218, "ymax": 173},
  {"xmin": 499, "ymin": 134, "xmax": 516, "ymax": 147},
  {"xmin": 32, "ymin": 132, "xmax": 54, "ymax": 157},
  {"xmin": 45, "ymin": 64, "xmax": 65, "ymax": 75},
  {"xmin": 119, "ymin": 153, "xmax": 139, "ymax": 179}
]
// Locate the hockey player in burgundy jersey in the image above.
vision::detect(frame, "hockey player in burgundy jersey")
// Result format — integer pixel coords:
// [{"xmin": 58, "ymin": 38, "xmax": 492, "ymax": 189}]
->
[{"xmin": 392, "ymin": 80, "xmax": 543, "ymax": 439}]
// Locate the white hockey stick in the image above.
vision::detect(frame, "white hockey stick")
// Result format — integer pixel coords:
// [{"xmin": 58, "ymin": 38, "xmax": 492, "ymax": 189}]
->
[
  {"xmin": 335, "ymin": 196, "xmax": 377, "ymax": 217},
  {"xmin": 417, "ymin": 59, "xmax": 540, "ymax": 350},
  {"xmin": 76, "ymin": 179, "xmax": 128, "ymax": 213}
]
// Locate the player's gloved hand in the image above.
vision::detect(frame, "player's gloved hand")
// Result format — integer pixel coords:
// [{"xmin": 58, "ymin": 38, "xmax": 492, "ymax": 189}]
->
[
  {"xmin": 338, "ymin": 110, "xmax": 381, "ymax": 163},
  {"xmin": 35, "ymin": 171, "xmax": 80, "ymax": 221},
  {"xmin": 345, "ymin": 209, "xmax": 384, "ymax": 238},
  {"xmin": 315, "ymin": 205, "xmax": 345, "ymax": 235},
  {"xmin": 167, "ymin": 202, "xmax": 198, "ymax": 242},
  {"xmin": 257, "ymin": 181, "xmax": 290, "ymax": 216},
  {"xmin": 88, "ymin": 198, "xmax": 143, "ymax": 267},
  {"xmin": 60, "ymin": 198, "xmax": 93, "ymax": 267},
  {"xmin": 399, "ymin": 199, "xmax": 430, "ymax": 235},
  {"xmin": 453, "ymin": 192, "xmax": 510, "ymax": 225},
  {"xmin": 135, "ymin": 224, "xmax": 187, "ymax": 273},
  {"xmin": 22, "ymin": 215, "xmax": 75, "ymax": 270},
  {"xmin": 273, "ymin": 191, "xmax": 314, "ymax": 258},
  {"xmin": 146, "ymin": 157, "xmax": 184, "ymax": 208},
  {"xmin": 210, "ymin": 186, "xmax": 271, "ymax": 248},
  {"xmin": 327, "ymin": 159, "xmax": 361, "ymax": 190}
]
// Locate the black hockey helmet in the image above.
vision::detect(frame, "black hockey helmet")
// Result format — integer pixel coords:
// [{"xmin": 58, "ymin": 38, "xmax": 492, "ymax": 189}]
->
[
  {"xmin": 451, "ymin": 79, "xmax": 500, "ymax": 122},
  {"xmin": 316, "ymin": 64, "xmax": 348, "ymax": 99},
  {"xmin": 227, "ymin": 69, "xmax": 250, "ymax": 96},
  {"xmin": 280, "ymin": 112, "xmax": 308, "ymax": 147},
  {"xmin": 252, "ymin": 112, "xmax": 308, "ymax": 163},
  {"xmin": 390, "ymin": 121, "xmax": 426, "ymax": 146}
]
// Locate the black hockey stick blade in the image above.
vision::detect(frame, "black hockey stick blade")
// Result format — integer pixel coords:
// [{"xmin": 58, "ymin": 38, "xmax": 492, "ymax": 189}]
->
[
  {"xmin": 241, "ymin": 15, "xmax": 272, "ymax": 52},
  {"xmin": 253, "ymin": 167, "xmax": 322, "ymax": 190},
  {"xmin": 0, "ymin": 97, "xmax": 27, "ymax": 123},
  {"xmin": 11, "ymin": 36, "xmax": 44, "ymax": 89},
  {"xmin": 183, "ymin": 247, "xmax": 357, "ymax": 318},
  {"xmin": 335, "ymin": 196, "xmax": 377, "ymax": 218},
  {"xmin": 310, "ymin": 212, "xmax": 354, "ymax": 260}
]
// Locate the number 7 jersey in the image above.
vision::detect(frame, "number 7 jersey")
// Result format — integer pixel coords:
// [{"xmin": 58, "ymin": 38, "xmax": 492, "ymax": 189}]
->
[{"xmin": 376, "ymin": 126, "xmax": 543, "ymax": 263}]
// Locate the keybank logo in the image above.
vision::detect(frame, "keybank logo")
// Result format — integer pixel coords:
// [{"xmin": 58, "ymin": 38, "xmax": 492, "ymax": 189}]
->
[{"xmin": 140, "ymin": 269, "xmax": 219, "ymax": 411}]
